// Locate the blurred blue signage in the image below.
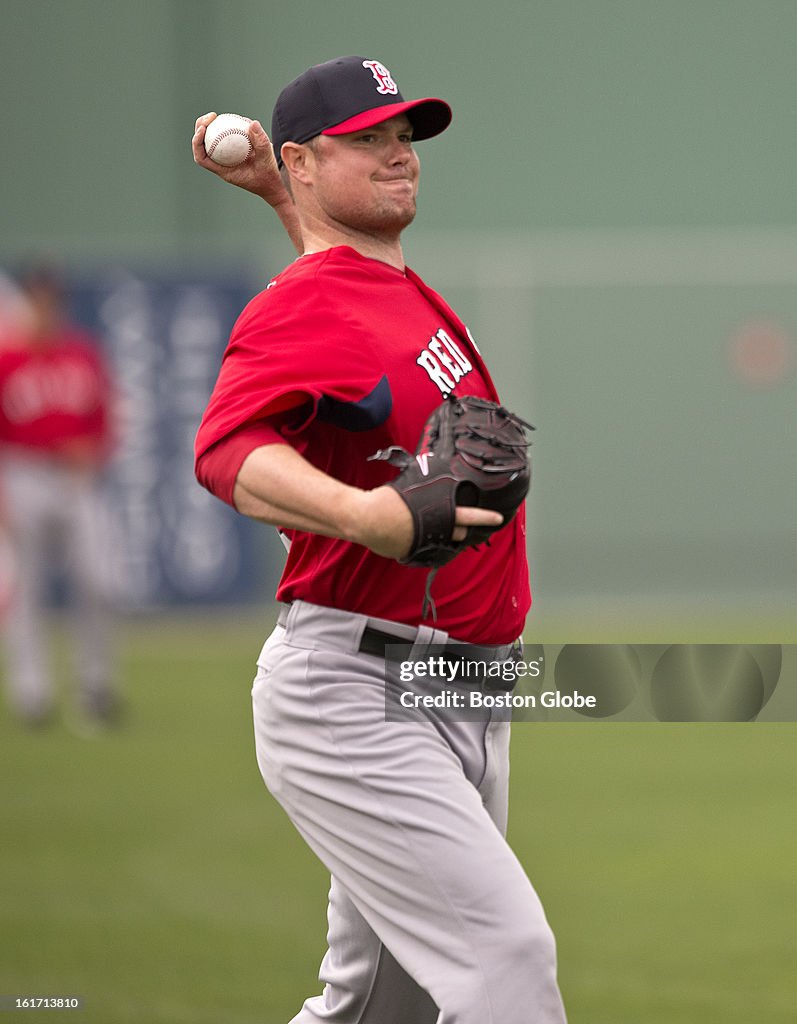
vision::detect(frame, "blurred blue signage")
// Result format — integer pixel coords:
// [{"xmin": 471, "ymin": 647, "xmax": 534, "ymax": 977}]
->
[{"xmin": 72, "ymin": 268, "xmax": 274, "ymax": 609}]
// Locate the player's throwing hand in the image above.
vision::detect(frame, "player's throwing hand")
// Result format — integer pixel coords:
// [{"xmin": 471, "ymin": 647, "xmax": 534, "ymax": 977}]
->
[{"xmin": 192, "ymin": 113, "xmax": 303, "ymax": 252}]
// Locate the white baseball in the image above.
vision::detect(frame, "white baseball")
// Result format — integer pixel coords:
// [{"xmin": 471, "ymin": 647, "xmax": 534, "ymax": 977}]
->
[{"xmin": 204, "ymin": 113, "xmax": 254, "ymax": 166}]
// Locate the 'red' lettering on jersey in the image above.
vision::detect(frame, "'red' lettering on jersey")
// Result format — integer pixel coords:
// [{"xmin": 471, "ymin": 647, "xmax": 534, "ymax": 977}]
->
[
  {"xmin": 416, "ymin": 328, "xmax": 474, "ymax": 396},
  {"xmin": 0, "ymin": 330, "xmax": 113, "ymax": 460},
  {"xmin": 195, "ymin": 247, "xmax": 530, "ymax": 644}
]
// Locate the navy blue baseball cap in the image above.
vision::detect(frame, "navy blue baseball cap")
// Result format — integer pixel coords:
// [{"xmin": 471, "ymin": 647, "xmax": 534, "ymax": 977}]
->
[{"xmin": 271, "ymin": 56, "xmax": 452, "ymax": 167}]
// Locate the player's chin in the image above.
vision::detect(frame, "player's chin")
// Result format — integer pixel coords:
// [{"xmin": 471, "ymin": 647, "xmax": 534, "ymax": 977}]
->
[
  {"xmin": 351, "ymin": 197, "xmax": 416, "ymax": 236},
  {"xmin": 378, "ymin": 198, "xmax": 417, "ymax": 232}
]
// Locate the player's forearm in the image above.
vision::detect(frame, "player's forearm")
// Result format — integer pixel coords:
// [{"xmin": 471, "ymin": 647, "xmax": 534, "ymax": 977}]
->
[
  {"xmin": 233, "ymin": 443, "xmax": 413, "ymax": 558},
  {"xmin": 234, "ymin": 443, "xmax": 359, "ymax": 537}
]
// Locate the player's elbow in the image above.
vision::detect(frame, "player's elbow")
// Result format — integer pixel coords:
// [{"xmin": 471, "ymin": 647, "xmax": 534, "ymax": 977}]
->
[{"xmin": 231, "ymin": 479, "xmax": 271, "ymax": 520}]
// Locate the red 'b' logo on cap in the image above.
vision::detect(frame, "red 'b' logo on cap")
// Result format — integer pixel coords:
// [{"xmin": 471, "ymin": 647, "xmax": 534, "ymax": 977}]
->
[{"xmin": 362, "ymin": 60, "xmax": 399, "ymax": 96}]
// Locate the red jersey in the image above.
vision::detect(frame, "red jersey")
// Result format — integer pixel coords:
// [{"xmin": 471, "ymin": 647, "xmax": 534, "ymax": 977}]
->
[
  {"xmin": 195, "ymin": 246, "xmax": 530, "ymax": 644},
  {"xmin": 0, "ymin": 328, "xmax": 112, "ymax": 462}
]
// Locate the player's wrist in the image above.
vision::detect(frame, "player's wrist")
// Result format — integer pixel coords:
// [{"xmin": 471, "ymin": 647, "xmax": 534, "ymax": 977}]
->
[
  {"xmin": 343, "ymin": 486, "xmax": 413, "ymax": 560},
  {"xmin": 261, "ymin": 188, "xmax": 292, "ymax": 210}
]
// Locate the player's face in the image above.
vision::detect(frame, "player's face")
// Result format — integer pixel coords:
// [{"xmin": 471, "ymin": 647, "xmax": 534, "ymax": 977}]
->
[{"xmin": 308, "ymin": 115, "xmax": 420, "ymax": 237}]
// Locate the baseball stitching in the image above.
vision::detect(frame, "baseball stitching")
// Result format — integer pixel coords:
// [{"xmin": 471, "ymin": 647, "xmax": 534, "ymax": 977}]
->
[{"xmin": 206, "ymin": 125, "xmax": 253, "ymax": 159}]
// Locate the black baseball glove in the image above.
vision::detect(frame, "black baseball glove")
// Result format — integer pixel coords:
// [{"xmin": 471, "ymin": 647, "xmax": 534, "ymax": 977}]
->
[{"xmin": 368, "ymin": 394, "xmax": 533, "ymax": 569}]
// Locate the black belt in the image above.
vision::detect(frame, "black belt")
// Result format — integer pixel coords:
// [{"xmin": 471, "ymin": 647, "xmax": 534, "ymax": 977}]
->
[{"xmin": 359, "ymin": 626, "xmax": 519, "ymax": 691}]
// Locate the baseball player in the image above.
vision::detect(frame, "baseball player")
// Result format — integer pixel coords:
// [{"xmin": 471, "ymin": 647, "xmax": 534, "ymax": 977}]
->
[
  {"xmin": 0, "ymin": 265, "xmax": 119, "ymax": 727},
  {"xmin": 193, "ymin": 57, "xmax": 566, "ymax": 1024}
]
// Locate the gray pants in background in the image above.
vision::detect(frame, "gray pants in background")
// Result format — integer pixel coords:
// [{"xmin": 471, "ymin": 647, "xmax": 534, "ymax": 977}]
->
[
  {"xmin": 252, "ymin": 599, "xmax": 567, "ymax": 1024},
  {"xmin": 1, "ymin": 455, "xmax": 114, "ymax": 720}
]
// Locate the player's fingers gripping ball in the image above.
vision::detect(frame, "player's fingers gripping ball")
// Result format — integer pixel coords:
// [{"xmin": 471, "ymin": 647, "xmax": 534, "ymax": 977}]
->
[
  {"xmin": 204, "ymin": 113, "xmax": 254, "ymax": 166},
  {"xmin": 369, "ymin": 395, "xmax": 533, "ymax": 568}
]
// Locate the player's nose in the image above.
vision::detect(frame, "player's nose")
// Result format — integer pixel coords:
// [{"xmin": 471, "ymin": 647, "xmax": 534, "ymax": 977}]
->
[{"xmin": 385, "ymin": 135, "xmax": 413, "ymax": 165}]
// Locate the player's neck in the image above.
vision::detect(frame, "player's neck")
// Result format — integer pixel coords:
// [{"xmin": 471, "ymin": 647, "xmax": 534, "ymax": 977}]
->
[{"xmin": 299, "ymin": 223, "xmax": 406, "ymax": 273}]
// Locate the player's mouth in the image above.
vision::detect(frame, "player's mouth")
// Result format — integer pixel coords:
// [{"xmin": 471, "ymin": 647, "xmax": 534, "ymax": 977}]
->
[{"xmin": 375, "ymin": 177, "xmax": 415, "ymax": 192}]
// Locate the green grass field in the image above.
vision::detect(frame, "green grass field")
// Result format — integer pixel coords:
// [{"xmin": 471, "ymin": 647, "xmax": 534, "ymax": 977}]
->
[{"xmin": 2, "ymin": 610, "xmax": 795, "ymax": 1023}]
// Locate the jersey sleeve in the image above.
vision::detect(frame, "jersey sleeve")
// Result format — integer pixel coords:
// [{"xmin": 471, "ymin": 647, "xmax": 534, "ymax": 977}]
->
[
  {"xmin": 195, "ymin": 419, "xmax": 287, "ymax": 507},
  {"xmin": 194, "ymin": 258, "xmax": 393, "ymax": 465}
]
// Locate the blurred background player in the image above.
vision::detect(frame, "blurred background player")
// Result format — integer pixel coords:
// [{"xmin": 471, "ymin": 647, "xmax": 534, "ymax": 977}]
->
[
  {"xmin": 0, "ymin": 263, "xmax": 120, "ymax": 728},
  {"xmin": 0, "ymin": 270, "xmax": 33, "ymax": 345}
]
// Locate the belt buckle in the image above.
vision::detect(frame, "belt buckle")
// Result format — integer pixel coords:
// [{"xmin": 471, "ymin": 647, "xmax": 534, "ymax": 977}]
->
[{"xmin": 481, "ymin": 640, "xmax": 523, "ymax": 693}]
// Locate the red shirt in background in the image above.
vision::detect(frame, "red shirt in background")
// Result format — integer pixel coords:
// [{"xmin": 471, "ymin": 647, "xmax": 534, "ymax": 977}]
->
[{"xmin": 0, "ymin": 328, "xmax": 113, "ymax": 465}]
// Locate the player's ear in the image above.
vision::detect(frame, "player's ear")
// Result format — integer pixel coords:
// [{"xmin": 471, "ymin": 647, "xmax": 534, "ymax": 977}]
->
[{"xmin": 281, "ymin": 141, "xmax": 315, "ymax": 187}]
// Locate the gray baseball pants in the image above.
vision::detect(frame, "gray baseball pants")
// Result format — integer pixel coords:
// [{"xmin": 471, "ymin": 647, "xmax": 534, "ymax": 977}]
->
[
  {"xmin": 251, "ymin": 599, "xmax": 566, "ymax": 1024},
  {"xmin": 0, "ymin": 455, "xmax": 113, "ymax": 718}
]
